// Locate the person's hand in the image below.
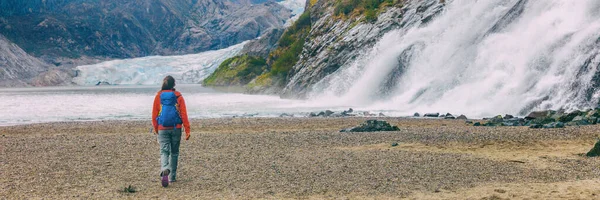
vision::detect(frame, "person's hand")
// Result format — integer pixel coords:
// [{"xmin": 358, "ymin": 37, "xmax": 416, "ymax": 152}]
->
[
  {"xmin": 185, "ymin": 132, "xmax": 190, "ymax": 140},
  {"xmin": 153, "ymin": 127, "xmax": 158, "ymax": 135}
]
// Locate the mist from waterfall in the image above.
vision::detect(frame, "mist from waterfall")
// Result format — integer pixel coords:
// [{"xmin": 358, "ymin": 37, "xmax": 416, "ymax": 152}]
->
[{"xmin": 310, "ymin": 0, "xmax": 600, "ymax": 118}]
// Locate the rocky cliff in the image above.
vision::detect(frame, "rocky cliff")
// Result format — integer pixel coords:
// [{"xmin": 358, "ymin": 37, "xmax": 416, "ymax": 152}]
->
[
  {"xmin": 0, "ymin": 0, "xmax": 291, "ymax": 62},
  {"xmin": 203, "ymin": 0, "xmax": 444, "ymax": 96},
  {"xmin": 0, "ymin": 33, "xmax": 74, "ymax": 87}
]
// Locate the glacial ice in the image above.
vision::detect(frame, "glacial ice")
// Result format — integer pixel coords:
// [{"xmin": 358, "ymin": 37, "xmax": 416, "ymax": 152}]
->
[{"xmin": 73, "ymin": 42, "xmax": 247, "ymax": 85}]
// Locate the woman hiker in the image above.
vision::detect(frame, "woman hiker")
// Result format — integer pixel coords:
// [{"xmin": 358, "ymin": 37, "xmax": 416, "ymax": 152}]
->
[{"xmin": 152, "ymin": 75, "xmax": 191, "ymax": 187}]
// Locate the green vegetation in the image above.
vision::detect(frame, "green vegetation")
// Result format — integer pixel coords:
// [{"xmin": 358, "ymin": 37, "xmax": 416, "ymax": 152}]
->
[
  {"xmin": 203, "ymin": 9, "xmax": 313, "ymax": 92},
  {"xmin": 202, "ymin": 55, "xmax": 267, "ymax": 86},
  {"xmin": 266, "ymin": 10, "xmax": 312, "ymax": 86},
  {"xmin": 334, "ymin": 0, "xmax": 399, "ymax": 22}
]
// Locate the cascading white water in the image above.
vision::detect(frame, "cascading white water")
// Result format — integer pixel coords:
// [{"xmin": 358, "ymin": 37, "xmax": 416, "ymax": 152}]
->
[{"xmin": 310, "ymin": 0, "xmax": 600, "ymax": 117}]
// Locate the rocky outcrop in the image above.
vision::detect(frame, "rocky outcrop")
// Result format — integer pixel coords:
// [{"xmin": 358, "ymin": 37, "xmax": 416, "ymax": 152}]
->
[
  {"xmin": 475, "ymin": 109, "xmax": 600, "ymax": 128},
  {"xmin": 281, "ymin": 0, "xmax": 445, "ymax": 98},
  {"xmin": 0, "ymin": 0, "xmax": 291, "ymax": 61},
  {"xmin": 240, "ymin": 28, "xmax": 286, "ymax": 58},
  {"xmin": 341, "ymin": 120, "xmax": 400, "ymax": 132},
  {"xmin": 0, "ymin": 34, "xmax": 52, "ymax": 87},
  {"xmin": 586, "ymin": 140, "xmax": 600, "ymax": 157}
]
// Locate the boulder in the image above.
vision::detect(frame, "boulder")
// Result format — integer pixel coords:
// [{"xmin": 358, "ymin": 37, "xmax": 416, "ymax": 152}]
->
[
  {"xmin": 340, "ymin": 120, "xmax": 400, "ymax": 132},
  {"xmin": 586, "ymin": 109, "xmax": 600, "ymax": 118},
  {"xmin": 586, "ymin": 140, "xmax": 600, "ymax": 157},
  {"xmin": 413, "ymin": 112, "xmax": 421, "ymax": 117},
  {"xmin": 558, "ymin": 110, "xmax": 582, "ymax": 122},
  {"xmin": 424, "ymin": 113, "xmax": 440, "ymax": 117},
  {"xmin": 325, "ymin": 110, "xmax": 334, "ymax": 117},
  {"xmin": 473, "ymin": 122, "xmax": 482, "ymax": 126},
  {"xmin": 488, "ymin": 115, "xmax": 504, "ymax": 124},
  {"xmin": 543, "ymin": 122, "xmax": 565, "ymax": 129},
  {"xmin": 525, "ymin": 110, "xmax": 552, "ymax": 120},
  {"xmin": 341, "ymin": 108, "xmax": 354, "ymax": 116},
  {"xmin": 504, "ymin": 118, "xmax": 525, "ymax": 126},
  {"xmin": 309, "ymin": 112, "xmax": 318, "ymax": 117},
  {"xmin": 456, "ymin": 115, "xmax": 468, "ymax": 120},
  {"xmin": 379, "ymin": 113, "xmax": 386, "ymax": 117},
  {"xmin": 503, "ymin": 114, "xmax": 514, "ymax": 119},
  {"xmin": 444, "ymin": 113, "xmax": 455, "ymax": 119},
  {"xmin": 279, "ymin": 113, "xmax": 293, "ymax": 117},
  {"xmin": 529, "ymin": 124, "xmax": 543, "ymax": 129}
]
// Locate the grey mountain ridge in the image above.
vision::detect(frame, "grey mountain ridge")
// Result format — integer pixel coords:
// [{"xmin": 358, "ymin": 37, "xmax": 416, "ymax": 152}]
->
[{"xmin": 0, "ymin": 0, "xmax": 291, "ymax": 86}]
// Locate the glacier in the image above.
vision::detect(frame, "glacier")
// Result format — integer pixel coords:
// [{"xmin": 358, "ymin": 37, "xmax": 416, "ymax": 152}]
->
[
  {"xmin": 73, "ymin": 42, "xmax": 247, "ymax": 85},
  {"xmin": 72, "ymin": 0, "xmax": 307, "ymax": 86}
]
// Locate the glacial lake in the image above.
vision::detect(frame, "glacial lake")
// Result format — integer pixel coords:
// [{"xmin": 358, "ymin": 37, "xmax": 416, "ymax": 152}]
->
[{"xmin": 0, "ymin": 85, "xmax": 370, "ymax": 126}]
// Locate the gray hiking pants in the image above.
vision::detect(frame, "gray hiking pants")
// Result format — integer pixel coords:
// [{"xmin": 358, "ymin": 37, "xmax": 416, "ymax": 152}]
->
[{"xmin": 158, "ymin": 128, "xmax": 182, "ymax": 181}]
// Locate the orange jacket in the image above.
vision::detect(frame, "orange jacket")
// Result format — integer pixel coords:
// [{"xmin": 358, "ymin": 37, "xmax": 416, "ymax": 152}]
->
[{"xmin": 152, "ymin": 90, "xmax": 191, "ymax": 137}]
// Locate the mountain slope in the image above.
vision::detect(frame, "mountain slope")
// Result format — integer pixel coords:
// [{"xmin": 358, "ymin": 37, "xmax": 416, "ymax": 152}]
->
[
  {"xmin": 0, "ymin": 34, "xmax": 72, "ymax": 87},
  {"xmin": 0, "ymin": 34, "xmax": 49, "ymax": 86},
  {"xmin": 0, "ymin": 0, "xmax": 291, "ymax": 62}
]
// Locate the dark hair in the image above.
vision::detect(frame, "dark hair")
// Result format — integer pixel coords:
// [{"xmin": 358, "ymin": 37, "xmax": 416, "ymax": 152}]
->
[{"xmin": 161, "ymin": 75, "xmax": 176, "ymax": 90}]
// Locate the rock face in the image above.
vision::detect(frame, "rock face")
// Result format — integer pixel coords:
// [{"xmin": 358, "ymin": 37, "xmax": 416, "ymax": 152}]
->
[
  {"xmin": 240, "ymin": 28, "xmax": 286, "ymax": 58},
  {"xmin": 280, "ymin": 0, "xmax": 444, "ymax": 98},
  {"xmin": 0, "ymin": 0, "xmax": 291, "ymax": 61},
  {"xmin": 586, "ymin": 140, "xmax": 600, "ymax": 157},
  {"xmin": 341, "ymin": 120, "xmax": 400, "ymax": 132},
  {"xmin": 0, "ymin": 34, "xmax": 60, "ymax": 87}
]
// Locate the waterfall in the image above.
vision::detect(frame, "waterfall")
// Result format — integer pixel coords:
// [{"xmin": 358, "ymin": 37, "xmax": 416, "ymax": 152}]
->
[{"xmin": 310, "ymin": 0, "xmax": 600, "ymax": 117}]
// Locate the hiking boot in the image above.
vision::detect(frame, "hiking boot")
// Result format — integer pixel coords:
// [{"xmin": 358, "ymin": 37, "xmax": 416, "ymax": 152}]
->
[{"xmin": 160, "ymin": 169, "xmax": 170, "ymax": 187}]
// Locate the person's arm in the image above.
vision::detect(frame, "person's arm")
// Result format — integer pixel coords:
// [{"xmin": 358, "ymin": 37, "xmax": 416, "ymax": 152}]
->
[
  {"xmin": 176, "ymin": 92, "xmax": 191, "ymax": 140},
  {"xmin": 152, "ymin": 92, "xmax": 161, "ymax": 134}
]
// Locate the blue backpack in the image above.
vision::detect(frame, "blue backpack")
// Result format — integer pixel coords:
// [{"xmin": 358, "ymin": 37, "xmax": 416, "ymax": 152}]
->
[{"xmin": 157, "ymin": 91, "xmax": 182, "ymax": 127}]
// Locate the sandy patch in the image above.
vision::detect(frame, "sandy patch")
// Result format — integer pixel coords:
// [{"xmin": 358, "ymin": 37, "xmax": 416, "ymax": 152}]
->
[{"xmin": 338, "ymin": 140, "xmax": 596, "ymax": 170}]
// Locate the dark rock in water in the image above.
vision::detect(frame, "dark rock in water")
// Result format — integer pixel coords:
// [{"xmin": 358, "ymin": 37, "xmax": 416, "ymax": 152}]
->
[
  {"xmin": 414, "ymin": 112, "xmax": 421, "ymax": 117},
  {"xmin": 340, "ymin": 120, "xmax": 400, "ymax": 132},
  {"xmin": 325, "ymin": 110, "xmax": 334, "ymax": 117},
  {"xmin": 586, "ymin": 140, "xmax": 600, "ymax": 157},
  {"xmin": 473, "ymin": 122, "xmax": 481, "ymax": 126},
  {"xmin": 279, "ymin": 113, "xmax": 293, "ymax": 117},
  {"xmin": 96, "ymin": 81, "xmax": 111, "ymax": 86},
  {"xmin": 503, "ymin": 114, "xmax": 514, "ymax": 119},
  {"xmin": 424, "ymin": 113, "xmax": 440, "ymax": 117},
  {"xmin": 379, "ymin": 113, "xmax": 386, "ymax": 117},
  {"xmin": 391, "ymin": 142, "xmax": 399, "ymax": 147},
  {"xmin": 444, "ymin": 113, "xmax": 455, "ymax": 119},
  {"xmin": 317, "ymin": 111, "xmax": 326, "ymax": 117},
  {"xmin": 456, "ymin": 115, "xmax": 468, "ymax": 120},
  {"xmin": 341, "ymin": 108, "xmax": 354, "ymax": 116},
  {"xmin": 529, "ymin": 124, "xmax": 543, "ymax": 129},
  {"xmin": 362, "ymin": 111, "xmax": 376, "ymax": 117},
  {"xmin": 309, "ymin": 112, "xmax": 318, "ymax": 117},
  {"xmin": 525, "ymin": 110, "xmax": 552, "ymax": 120}
]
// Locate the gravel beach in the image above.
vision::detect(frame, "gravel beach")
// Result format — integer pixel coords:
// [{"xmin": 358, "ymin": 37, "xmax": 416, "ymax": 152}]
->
[{"xmin": 2, "ymin": 117, "xmax": 600, "ymax": 199}]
